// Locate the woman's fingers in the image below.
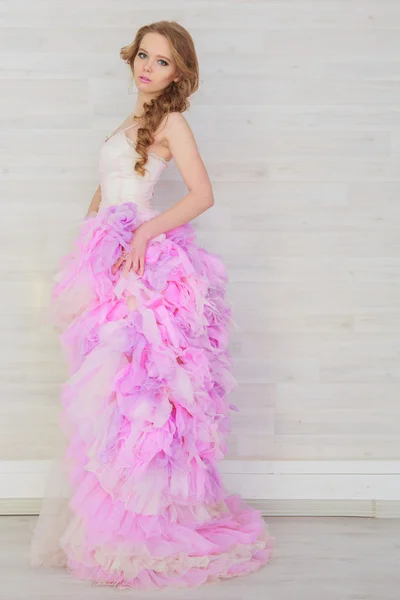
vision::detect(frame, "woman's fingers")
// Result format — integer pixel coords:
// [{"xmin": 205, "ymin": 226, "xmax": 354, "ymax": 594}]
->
[
  {"xmin": 111, "ymin": 255, "xmax": 124, "ymax": 275},
  {"xmin": 136, "ymin": 256, "xmax": 145, "ymax": 276},
  {"xmin": 114, "ymin": 251, "xmax": 145, "ymax": 278},
  {"xmin": 139, "ymin": 257, "xmax": 144, "ymax": 276},
  {"xmin": 122, "ymin": 257, "xmax": 132, "ymax": 277}
]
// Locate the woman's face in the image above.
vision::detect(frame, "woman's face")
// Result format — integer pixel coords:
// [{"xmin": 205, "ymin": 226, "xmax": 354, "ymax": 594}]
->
[{"xmin": 133, "ymin": 32, "xmax": 180, "ymax": 95}]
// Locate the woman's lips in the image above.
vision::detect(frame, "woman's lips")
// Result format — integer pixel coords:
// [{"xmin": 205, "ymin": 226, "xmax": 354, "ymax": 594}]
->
[{"xmin": 139, "ymin": 76, "xmax": 151, "ymax": 83}]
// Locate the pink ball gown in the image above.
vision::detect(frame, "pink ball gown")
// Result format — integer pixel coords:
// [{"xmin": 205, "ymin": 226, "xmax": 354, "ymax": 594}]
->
[{"xmin": 30, "ymin": 121, "xmax": 272, "ymax": 589}]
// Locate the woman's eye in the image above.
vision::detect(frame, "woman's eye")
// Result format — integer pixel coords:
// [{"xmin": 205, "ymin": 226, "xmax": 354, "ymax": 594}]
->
[{"xmin": 138, "ymin": 52, "xmax": 168, "ymax": 66}]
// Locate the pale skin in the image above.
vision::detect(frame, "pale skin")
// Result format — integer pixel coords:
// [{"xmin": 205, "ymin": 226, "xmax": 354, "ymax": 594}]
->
[{"xmin": 86, "ymin": 32, "xmax": 214, "ymax": 278}]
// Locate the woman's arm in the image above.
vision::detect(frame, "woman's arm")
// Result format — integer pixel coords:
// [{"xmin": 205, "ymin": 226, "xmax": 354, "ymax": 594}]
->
[
  {"xmin": 137, "ymin": 112, "xmax": 214, "ymax": 242},
  {"xmin": 85, "ymin": 184, "xmax": 102, "ymax": 219}
]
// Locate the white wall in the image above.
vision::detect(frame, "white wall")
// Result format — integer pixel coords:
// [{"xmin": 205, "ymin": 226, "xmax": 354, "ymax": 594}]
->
[{"xmin": 1, "ymin": 0, "xmax": 400, "ymax": 516}]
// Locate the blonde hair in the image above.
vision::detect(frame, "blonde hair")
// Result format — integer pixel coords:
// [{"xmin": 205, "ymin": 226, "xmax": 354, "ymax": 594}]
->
[{"xmin": 120, "ymin": 21, "xmax": 199, "ymax": 176}]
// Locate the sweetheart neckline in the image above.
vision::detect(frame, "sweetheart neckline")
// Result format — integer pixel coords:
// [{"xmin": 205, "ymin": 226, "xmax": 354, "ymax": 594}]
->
[{"xmin": 104, "ymin": 129, "xmax": 170, "ymax": 166}]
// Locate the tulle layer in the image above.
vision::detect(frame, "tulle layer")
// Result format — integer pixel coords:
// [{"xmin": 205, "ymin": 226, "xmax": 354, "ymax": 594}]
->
[{"xmin": 31, "ymin": 202, "xmax": 272, "ymax": 589}]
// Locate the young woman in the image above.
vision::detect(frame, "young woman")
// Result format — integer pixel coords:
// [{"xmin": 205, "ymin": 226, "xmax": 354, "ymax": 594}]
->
[{"xmin": 30, "ymin": 20, "xmax": 272, "ymax": 590}]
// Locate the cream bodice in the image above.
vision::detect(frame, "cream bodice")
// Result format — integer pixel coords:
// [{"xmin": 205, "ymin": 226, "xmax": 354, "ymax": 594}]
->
[{"xmin": 98, "ymin": 122, "xmax": 170, "ymax": 212}]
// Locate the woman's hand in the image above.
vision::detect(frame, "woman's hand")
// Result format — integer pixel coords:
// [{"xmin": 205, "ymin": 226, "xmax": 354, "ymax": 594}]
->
[{"xmin": 111, "ymin": 225, "xmax": 151, "ymax": 278}]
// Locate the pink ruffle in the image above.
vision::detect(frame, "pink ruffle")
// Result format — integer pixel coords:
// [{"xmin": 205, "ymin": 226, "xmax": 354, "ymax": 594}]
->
[{"xmin": 37, "ymin": 202, "xmax": 272, "ymax": 589}]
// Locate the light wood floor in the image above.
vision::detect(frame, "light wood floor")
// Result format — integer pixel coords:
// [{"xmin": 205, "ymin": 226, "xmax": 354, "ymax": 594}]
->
[{"xmin": 1, "ymin": 515, "xmax": 399, "ymax": 600}]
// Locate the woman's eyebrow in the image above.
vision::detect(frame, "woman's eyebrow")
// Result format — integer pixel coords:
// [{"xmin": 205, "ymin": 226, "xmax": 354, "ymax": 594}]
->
[{"xmin": 139, "ymin": 47, "xmax": 171, "ymax": 61}]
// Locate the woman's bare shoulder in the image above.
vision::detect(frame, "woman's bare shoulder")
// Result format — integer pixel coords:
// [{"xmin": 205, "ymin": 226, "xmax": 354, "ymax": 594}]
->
[
  {"xmin": 164, "ymin": 111, "xmax": 188, "ymax": 127},
  {"xmin": 162, "ymin": 112, "xmax": 194, "ymax": 139}
]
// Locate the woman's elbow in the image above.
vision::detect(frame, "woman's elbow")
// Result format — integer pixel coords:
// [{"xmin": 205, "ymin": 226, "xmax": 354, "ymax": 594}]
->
[
  {"xmin": 197, "ymin": 187, "xmax": 214, "ymax": 208},
  {"xmin": 205, "ymin": 194, "xmax": 214, "ymax": 208}
]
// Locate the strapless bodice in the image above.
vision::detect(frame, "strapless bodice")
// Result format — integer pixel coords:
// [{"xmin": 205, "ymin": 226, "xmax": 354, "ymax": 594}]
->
[{"xmin": 98, "ymin": 127, "xmax": 169, "ymax": 212}]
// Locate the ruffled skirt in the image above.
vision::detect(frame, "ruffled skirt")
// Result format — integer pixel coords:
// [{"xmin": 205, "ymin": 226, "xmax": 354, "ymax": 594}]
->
[{"xmin": 30, "ymin": 202, "xmax": 272, "ymax": 589}]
